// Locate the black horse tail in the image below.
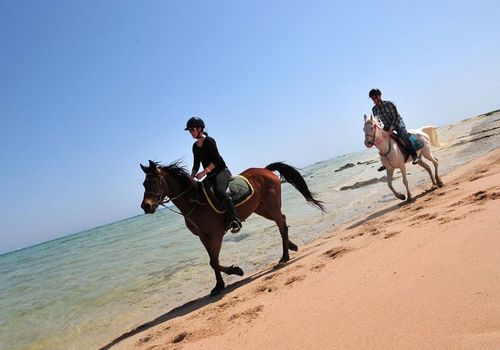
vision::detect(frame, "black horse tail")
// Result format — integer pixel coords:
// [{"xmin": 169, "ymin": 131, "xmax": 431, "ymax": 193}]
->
[{"xmin": 266, "ymin": 162, "xmax": 326, "ymax": 212}]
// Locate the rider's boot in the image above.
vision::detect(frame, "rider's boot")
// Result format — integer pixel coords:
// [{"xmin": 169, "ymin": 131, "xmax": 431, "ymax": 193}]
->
[
  {"xmin": 221, "ymin": 197, "xmax": 242, "ymax": 233},
  {"xmin": 410, "ymin": 147, "xmax": 421, "ymax": 164}
]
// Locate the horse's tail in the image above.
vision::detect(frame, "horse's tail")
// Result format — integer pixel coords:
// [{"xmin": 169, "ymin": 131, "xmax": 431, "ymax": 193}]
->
[
  {"xmin": 414, "ymin": 126, "xmax": 443, "ymax": 147},
  {"xmin": 266, "ymin": 162, "xmax": 326, "ymax": 212}
]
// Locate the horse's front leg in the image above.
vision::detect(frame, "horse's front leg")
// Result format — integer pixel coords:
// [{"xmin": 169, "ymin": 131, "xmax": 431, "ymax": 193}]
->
[
  {"xmin": 400, "ymin": 165, "xmax": 413, "ymax": 202},
  {"xmin": 200, "ymin": 235, "xmax": 243, "ymax": 296},
  {"xmin": 387, "ymin": 167, "xmax": 406, "ymax": 200}
]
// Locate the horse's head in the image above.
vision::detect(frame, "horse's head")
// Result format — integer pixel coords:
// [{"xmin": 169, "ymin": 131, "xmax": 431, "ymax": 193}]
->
[
  {"xmin": 140, "ymin": 160, "xmax": 193, "ymax": 214},
  {"xmin": 140, "ymin": 160, "xmax": 165, "ymax": 214},
  {"xmin": 363, "ymin": 114, "xmax": 380, "ymax": 148}
]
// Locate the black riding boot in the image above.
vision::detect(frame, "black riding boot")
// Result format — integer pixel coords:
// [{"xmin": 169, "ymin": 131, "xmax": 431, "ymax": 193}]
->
[
  {"xmin": 403, "ymin": 139, "xmax": 420, "ymax": 164},
  {"xmin": 221, "ymin": 197, "xmax": 242, "ymax": 233},
  {"xmin": 409, "ymin": 144, "xmax": 421, "ymax": 164}
]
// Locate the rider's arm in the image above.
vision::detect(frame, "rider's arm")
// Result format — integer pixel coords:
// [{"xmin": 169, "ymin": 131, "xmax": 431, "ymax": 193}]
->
[
  {"xmin": 203, "ymin": 137, "xmax": 225, "ymax": 171},
  {"xmin": 191, "ymin": 144, "xmax": 201, "ymax": 178},
  {"xmin": 385, "ymin": 101, "xmax": 400, "ymax": 130}
]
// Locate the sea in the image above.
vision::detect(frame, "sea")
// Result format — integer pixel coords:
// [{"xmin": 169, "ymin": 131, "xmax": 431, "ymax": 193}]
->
[{"xmin": 1, "ymin": 112, "xmax": 498, "ymax": 350}]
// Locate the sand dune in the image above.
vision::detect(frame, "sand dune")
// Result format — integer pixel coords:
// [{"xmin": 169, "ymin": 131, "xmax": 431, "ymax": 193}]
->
[{"xmin": 104, "ymin": 145, "xmax": 500, "ymax": 349}]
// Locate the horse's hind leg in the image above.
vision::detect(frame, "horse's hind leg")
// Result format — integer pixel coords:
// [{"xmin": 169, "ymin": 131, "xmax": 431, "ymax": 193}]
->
[
  {"xmin": 422, "ymin": 148, "xmax": 443, "ymax": 187},
  {"xmin": 417, "ymin": 160, "xmax": 436, "ymax": 187},
  {"xmin": 256, "ymin": 208, "xmax": 296, "ymax": 264},
  {"xmin": 400, "ymin": 165, "xmax": 413, "ymax": 202}
]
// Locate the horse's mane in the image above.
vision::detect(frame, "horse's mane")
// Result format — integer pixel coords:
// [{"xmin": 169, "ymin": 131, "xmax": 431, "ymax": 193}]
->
[
  {"xmin": 371, "ymin": 115, "xmax": 382, "ymax": 127},
  {"xmin": 155, "ymin": 160, "xmax": 193, "ymax": 189}
]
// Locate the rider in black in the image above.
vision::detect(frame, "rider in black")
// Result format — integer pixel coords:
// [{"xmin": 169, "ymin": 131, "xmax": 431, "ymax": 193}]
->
[{"xmin": 186, "ymin": 117, "xmax": 242, "ymax": 233}]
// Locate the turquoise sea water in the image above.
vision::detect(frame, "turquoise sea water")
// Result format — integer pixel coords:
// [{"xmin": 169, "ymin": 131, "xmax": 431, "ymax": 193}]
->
[{"xmin": 1, "ymin": 113, "xmax": 498, "ymax": 350}]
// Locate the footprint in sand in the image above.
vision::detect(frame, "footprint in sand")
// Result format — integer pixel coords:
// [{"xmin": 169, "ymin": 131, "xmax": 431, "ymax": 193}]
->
[
  {"xmin": 413, "ymin": 213, "xmax": 438, "ymax": 221},
  {"xmin": 341, "ymin": 232, "xmax": 364, "ymax": 241},
  {"xmin": 229, "ymin": 305, "xmax": 264, "ymax": 322},
  {"xmin": 311, "ymin": 263, "xmax": 326, "ymax": 272},
  {"xmin": 172, "ymin": 331, "xmax": 188, "ymax": 344},
  {"xmin": 438, "ymin": 217, "xmax": 453, "ymax": 225},
  {"xmin": 323, "ymin": 247, "xmax": 349, "ymax": 259},
  {"xmin": 136, "ymin": 335, "xmax": 152, "ymax": 345},
  {"xmin": 469, "ymin": 169, "xmax": 489, "ymax": 181},
  {"xmin": 216, "ymin": 296, "xmax": 246, "ymax": 311},
  {"xmin": 384, "ymin": 231, "xmax": 401, "ymax": 239},
  {"xmin": 284, "ymin": 275, "xmax": 305, "ymax": 285},
  {"xmin": 255, "ymin": 284, "xmax": 274, "ymax": 293},
  {"xmin": 451, "ymin": 190, "xmax": 499, "ymax": 207}
]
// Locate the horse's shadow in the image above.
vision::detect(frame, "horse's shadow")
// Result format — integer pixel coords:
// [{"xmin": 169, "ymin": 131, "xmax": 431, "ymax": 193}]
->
[
  {"xmin": 97, "ymin": 253, "xmax": 311, "ymax": 350},
  {"xmin": 346, "ymin": 186, "xmax": 437, "ymax": 230}
]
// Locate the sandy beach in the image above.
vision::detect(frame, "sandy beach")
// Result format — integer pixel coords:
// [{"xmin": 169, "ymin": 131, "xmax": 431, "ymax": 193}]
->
[{"xmin": 101, "ymin": 124, "xmax": 500, "ymax": 349}]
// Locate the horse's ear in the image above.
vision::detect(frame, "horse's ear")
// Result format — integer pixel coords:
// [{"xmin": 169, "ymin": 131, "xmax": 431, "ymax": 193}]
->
[
  {"xmin": 148, "ymin": 160, "xmax": 161, "ymax": 174},
  {"xmin": 140, "ymin": 163, "xmax": 149, "ymax": 173},
  {"xmin": 364, "ymin": 114, "xmax": 368, "ymax": 122},
  {"xmin": 370, "ymin": 114, "xmax": 374, "ymax": 121}
]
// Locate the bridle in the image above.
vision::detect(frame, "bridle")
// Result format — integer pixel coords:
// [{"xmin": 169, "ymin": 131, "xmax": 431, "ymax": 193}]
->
[
  {"xmin": 364, "ymin": 121, "xmax": 392, "ymax": 157},
  {"xmin": 145, "ymin": 173, "xmax": 197, "ymax": 216}
]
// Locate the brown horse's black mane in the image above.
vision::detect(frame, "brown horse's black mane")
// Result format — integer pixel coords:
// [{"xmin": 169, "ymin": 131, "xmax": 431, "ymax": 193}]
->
[{"xmin": 154, "ymin": 160, "xmax": 193, "ymax": 190}]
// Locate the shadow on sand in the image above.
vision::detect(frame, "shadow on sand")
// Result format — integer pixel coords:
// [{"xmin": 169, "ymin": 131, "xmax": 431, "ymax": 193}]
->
[
  {"xmin": 98, "ymin": 252, "xmax": 312, "ymax": 350},
  {"xmin": 346, "ymin": 187, "xmax": 437, "ymax": 230}
]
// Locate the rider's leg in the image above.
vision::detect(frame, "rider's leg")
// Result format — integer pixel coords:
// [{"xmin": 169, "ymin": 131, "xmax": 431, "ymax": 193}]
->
[
  {"xmin": 213, "ymin": 169, "xmax": 242, "ymax": 233},
  {"xmin": 396, "ymin": 126, "xmax": 420, "ymax": 164}
]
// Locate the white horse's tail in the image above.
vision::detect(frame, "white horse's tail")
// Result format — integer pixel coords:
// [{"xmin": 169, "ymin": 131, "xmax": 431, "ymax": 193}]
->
[{"xmin": 412, "ymin": 126, "xmax": 443, "ymax": 148}]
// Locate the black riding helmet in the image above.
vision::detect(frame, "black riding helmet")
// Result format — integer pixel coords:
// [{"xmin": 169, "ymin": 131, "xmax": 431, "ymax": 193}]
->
[
  {"xmin": 185, "ymin": 117, "xmax": 205, "ymax": 130},
  {"xmin": 369, "ymin": 88, "xmax": 381, "ymax": 98}
]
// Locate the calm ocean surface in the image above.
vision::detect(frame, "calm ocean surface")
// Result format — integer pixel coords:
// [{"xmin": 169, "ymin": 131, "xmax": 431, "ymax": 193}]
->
[{"xmin": 1, "ymin": 113, "xmax": 498, "ymax": 350}]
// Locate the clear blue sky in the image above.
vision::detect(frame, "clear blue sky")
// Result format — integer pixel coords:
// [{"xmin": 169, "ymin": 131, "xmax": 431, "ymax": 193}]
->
[{"xmin": 1, "ymin": 0, "xmax": 499, "ymax": 254}]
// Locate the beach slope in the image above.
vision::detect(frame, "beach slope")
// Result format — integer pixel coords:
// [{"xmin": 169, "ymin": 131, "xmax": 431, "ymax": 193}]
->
[{"xmin": 109, "ymin": 148, "xmax": 500, "ymax": 350}]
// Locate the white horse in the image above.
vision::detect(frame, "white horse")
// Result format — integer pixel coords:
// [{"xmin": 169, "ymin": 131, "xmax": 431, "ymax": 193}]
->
[{"xmin": 363, "ymin": 114, "xmax": 443, "ymax": 201}]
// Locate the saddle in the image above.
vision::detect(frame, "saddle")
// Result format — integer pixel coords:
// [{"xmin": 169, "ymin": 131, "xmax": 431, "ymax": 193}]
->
[
  {"xmin": 194, "ymin": 175, "xmax": 254, "ymax": 214},
  {"xmin": 390, "ymin": 133, "xmax": 425, "ymax": 161}
]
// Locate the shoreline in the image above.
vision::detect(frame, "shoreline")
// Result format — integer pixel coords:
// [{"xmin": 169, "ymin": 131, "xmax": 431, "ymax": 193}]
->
[{"xmin": 103, "ymin": 147, "xmax": 500, "ymax": 350}]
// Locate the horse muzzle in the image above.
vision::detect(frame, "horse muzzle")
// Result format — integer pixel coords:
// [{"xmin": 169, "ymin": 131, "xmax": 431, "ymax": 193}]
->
[
  {"xmin": 365, "ymin": 140, "xmax": 373, "ymax": 148},
  {"xmin": 141, "ymin": 201, "xmax": 158, "ymax": 214}
]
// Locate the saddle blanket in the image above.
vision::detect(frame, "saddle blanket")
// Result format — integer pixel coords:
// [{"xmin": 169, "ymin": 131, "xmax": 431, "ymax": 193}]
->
[
  {"xmin": 202, "ymin": 175, "xmax": 254, "ymax": 214},
  {"xmin": 409, "ymin": 134, "xmax": 425, "ymax": 151}
]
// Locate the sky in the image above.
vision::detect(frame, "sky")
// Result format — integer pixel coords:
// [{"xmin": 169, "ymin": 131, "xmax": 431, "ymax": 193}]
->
[{"xmin": 1, "ymin": 0, "xmax": 499, "ymax": 254}]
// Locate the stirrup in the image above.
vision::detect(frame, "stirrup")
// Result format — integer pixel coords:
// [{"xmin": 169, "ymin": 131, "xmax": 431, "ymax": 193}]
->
[
  {"xmin": 412, "ymin": 155, "xmax": 421, "ymax": 164},
  {"xmin": 230, "ymin": 220, "xmax": 242, "ymax": 233}
]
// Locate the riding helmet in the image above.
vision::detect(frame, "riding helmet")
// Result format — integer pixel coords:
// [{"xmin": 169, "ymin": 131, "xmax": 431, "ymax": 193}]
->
[
  {"xmin": 369, "ymin": 88, "xmax": 381, "ymax": 98},
  {"xmin": 185, "ymin": 117, "xmax": 205, "ymax": 130}
]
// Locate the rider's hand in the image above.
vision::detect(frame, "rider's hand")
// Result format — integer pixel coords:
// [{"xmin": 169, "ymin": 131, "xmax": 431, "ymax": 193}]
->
[{"xmin": 195, "ymin": 171, "xmax": 206, "ymax": 180}]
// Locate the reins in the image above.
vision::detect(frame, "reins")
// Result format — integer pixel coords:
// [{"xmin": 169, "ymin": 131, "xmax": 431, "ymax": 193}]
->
[
  {"xmin": 156, "ymin": 177, "xmax": 201, "ymax": 232},
  {"xmin": 365, "ymin": 121, "xmax": 398, "ymax": 168},
  {"xmin": 146, "ymin": 172, "xmax": 198, "ymax": 218},
  {"xmin": 159, "ymin": 185, "xmax": 193, "ymax": 206}
]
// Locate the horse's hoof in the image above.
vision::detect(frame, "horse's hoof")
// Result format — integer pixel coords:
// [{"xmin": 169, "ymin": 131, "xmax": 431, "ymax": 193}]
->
[
  {"xmin": 437, "ymin": 181, "xmax": 443, "ymax": 188},
  {"xmin": 288, "ymin": 242, "xmax": 298, "ymax": 251},
  {"xmin": 397, "ymin": 194, "xmax": 406, "ymax": 200},
  {"xmin": 230, "ymin": 265, "xmax": 244, "ymax": 276},
  {"xmin": 278, "ymin": 257, "xmax": 289, "ymax": 264},
  {"xmin": 210, "ymin": 285, "xmax": 225, "ymax": 296},
  {"xmin": 406, "ymin": 197, "xmax": 414, "ymax": 202}
]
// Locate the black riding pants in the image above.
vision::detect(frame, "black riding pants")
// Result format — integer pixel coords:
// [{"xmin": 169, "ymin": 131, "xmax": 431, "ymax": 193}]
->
[{"xmin": 208, "ymin": 168, "xmax": 232, "ymax": 200}]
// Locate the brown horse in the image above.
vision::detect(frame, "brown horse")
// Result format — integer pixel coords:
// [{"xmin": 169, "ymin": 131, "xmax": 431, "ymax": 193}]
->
[{"xmin": 140, "ymin": 160, "xmax": 325, "ymax": 295}]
